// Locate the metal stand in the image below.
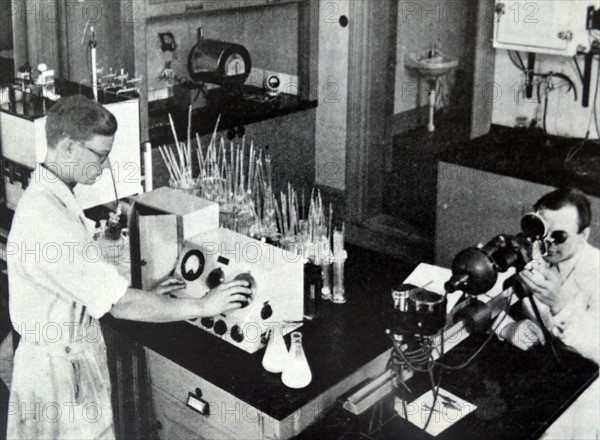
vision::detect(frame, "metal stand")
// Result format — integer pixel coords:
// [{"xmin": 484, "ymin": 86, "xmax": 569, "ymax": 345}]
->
[{"xmin": 526, "ymin": 296, "xmax": 561, "ymax": 365}]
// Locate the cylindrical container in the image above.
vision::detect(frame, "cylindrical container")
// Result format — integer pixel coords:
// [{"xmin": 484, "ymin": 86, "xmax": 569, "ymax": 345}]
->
[
  {"xmin": 169, "ymin": 178, "xmax": 201, "ymax": 197},
  {"xmin": 304, "ymin": 263, "xmax": 323, "ymax": 320},
  {"xmin": 332, "ymin": 251, "xmax": 347, "ymax": 304},
  {"xmin": 321, "ymin": 263, "xmax": 332, "ymax": 300},
  {"xmin": 281, "ymin": 332, "xmax": 312, "ymax": 389}
]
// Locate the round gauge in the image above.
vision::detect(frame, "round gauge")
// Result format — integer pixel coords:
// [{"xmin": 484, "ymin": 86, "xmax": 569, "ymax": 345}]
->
[
  {"xmin": 181, "ymin": 250, "xmax": 205, "ymax": 281},
  {"xmin": 224, "ymin": 53, "xmax": 246, "ymax": 77},
  {"xmin": 264, "ymin": 74, "xmax": 282, "ymax": 97}
]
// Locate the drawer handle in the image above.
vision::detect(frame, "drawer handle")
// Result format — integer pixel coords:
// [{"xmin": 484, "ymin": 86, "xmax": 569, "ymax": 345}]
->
[{"xmin": 187, "ymin": 392, "xmax": 210, "ymax": 415}]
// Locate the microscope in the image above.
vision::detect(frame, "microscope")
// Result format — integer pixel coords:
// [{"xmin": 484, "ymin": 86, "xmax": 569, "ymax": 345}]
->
[{"xmin": 385, "ymin": 211, "xmax": 556, "ymax": 377}]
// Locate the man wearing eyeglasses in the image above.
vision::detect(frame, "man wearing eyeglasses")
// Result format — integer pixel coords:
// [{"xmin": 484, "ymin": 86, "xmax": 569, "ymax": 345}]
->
[
  {"xmin": 6, "ymin": 96, "xmax": 251, "ymax": 439},
  {"xmin": 496, "ymin": 188, "xmax": 599, "ymax": 364},
  {"xmin": 495, "ymin": 188, "xmax": 599, "ymax": 439}
]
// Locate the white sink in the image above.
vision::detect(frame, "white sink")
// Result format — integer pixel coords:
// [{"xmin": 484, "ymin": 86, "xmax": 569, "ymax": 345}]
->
[{"xmin": 406, "ymin": 52, "xmax": 458, "ymax": 78}]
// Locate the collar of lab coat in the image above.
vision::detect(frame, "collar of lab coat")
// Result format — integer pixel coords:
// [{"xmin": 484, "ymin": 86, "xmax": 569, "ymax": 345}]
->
[
  {"xmin": 36, "ymin": 164, "xmax": 90, "ymax": 229},
  {"xmin": 556, "ymin": 241, "xmax": 588, "ymax": 283}
]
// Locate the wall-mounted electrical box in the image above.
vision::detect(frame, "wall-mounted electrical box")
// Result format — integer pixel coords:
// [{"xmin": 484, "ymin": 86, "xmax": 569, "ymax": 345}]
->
[{"xmin": 493, "ymin": 1, "xmax": 598, "ymax": 56}]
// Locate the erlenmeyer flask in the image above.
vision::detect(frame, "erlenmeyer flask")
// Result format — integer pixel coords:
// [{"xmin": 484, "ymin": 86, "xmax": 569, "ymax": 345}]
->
[
  {"xmin": 282, "ymin": 332, "xmax": 312, "ymax": 389},
  {"xmin": 262, "ymin": 323, "xmax": 288, "ymax": 373}
]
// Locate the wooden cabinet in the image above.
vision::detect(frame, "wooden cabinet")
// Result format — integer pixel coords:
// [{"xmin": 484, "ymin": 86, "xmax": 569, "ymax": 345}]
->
[
  {"xmin": 435, "ymin": 161, "xmax": 600, "ymax": 268},
  {"xmin": 145, "ymin": 348, "xmax": 288, "ymax": 440}
]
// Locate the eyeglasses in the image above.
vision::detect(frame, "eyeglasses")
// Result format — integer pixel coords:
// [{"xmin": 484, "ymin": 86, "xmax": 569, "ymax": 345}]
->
[
  {"xmin": 544, "ymin": 230, "xmax": 570, "ymax": 245},
  {"xmin": 77, "ymin": 142, "xmax": 110, "ymax": 164}
]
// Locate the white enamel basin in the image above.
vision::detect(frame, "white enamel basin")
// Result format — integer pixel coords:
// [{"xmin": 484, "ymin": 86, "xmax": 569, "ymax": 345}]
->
[{"xmin": 406, "ymin": 52, "xmax": 458, "ymax": 78}]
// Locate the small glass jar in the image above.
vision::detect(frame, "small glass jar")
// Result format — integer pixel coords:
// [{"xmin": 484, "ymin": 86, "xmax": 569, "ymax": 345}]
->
[{"xmin": 169, "ymin": 178, "xmax": 202, "ymax": 197}]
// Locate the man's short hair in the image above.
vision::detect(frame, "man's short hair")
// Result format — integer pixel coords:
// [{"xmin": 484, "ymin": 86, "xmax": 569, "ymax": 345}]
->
[
  {"xmin": 534, "ymin": 188, "xmax": 592, "ymax": 233},
  {"xmin": 45, "ymin": 95, "xmax": 117, "ymax": 149}
]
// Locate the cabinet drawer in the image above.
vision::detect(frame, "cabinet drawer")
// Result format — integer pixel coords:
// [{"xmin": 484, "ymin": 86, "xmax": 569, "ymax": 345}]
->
[
  {"xmin": 145, "ymin": 348, "xmax": 265, "ymax": 439},
  {"xmin": 152, "ymin": 384, "xmax": 236, "ymax": 440}
]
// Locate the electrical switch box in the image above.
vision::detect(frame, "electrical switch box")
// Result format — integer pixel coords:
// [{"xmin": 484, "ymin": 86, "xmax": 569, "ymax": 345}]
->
[{"xmin": 493, "ymin": 1, "xmax": 598, "ymax": 56}]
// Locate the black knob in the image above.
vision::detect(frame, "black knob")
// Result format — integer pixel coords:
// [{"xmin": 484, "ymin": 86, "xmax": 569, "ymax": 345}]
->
[
  {"xmin": 233, "ymin": 273, "xmax": 256, "ymax": 307},
  {"xmin": 200, "ymin": 317, "xmax": 214, "ymax": 329},
  {"xmin": 206, "ymin": 268, "xmax": 225, "ymax": 289},
  {"xmin": 230, "ymin": 325, "xmax": 244, "ymax": 343},
  {"xmin": 261, "ymin": 302, "xmax": 273, "ymax": 320},
  {"xmin": 213, "ymin": 320, "xmax": 227, "ymax": 336}
]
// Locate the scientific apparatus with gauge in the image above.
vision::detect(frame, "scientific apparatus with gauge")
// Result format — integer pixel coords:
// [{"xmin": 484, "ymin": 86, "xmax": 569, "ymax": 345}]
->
[
  {"xmin": 187, "ymin": 27, "xmax": 251, "ymax": 89},
  {"xmin": 128, "ymin": 187, "xmax": 305, "ymax": 353},
  {"xmin": 175, "ymin": 228, "xmax": 305, "ymax": 353}
]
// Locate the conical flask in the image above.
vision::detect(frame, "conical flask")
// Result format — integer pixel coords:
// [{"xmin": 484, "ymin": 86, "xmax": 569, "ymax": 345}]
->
[
  {"xmin": 282, "ymin": 332, "xmax": 312, "ymax": 389},
  {"xmin": 262, "ymin": 323, "xmax": 288, "ymax": 373}
]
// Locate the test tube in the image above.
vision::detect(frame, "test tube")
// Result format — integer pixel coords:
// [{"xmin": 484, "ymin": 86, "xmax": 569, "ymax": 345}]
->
[
  {"xmin": 332, "ymin": 250, "xmax": 347, "ymax": 304},
  {"xmin": 321, "ymin": 263, "xmax": 332, "ymax": 300}
]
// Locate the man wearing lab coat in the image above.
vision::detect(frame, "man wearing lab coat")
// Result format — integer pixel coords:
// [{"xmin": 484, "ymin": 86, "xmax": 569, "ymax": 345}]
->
[
  {"xmin": 6, "ymin": 96, "xmax": 251, "ymax": 439},
  {"xmin": 495, "ymin": 187, "xmax": 599, "ymax": 439}
]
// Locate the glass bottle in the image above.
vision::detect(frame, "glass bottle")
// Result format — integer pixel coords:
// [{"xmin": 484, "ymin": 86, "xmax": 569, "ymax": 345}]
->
[
  {"xmin": 282, "ymin": 332, "xmax": 312, "ymax": 389},
  {"xmin": 262, "ymin": 323, "xmax": 288, "ymax": 373}
]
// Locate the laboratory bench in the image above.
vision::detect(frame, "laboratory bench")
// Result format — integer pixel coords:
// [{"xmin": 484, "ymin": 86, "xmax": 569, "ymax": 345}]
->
[
  {"xmin": 148, "ymin": 85, "xmax": 318, "ymax": 146},
  {"xmin": 101, "ymin": 244, "xmax": 411, "ymax": 439},
  {"xmin": 435, "ymin": 125, "xmax": 600, "ymax": 267},
  {"xmin": 0, "ymin": 79, "xmax": 137, "ymax": 121},
  {"xmin": 297, "ymin": 333, "xmax": 598, "ymax": 440},
  {"xmin": 438, "ymin": 124, "xmax": 600, "ymax": 198},
  {"xmin": 100, "ymin": 242, "xmax": 599, "ymax": 440}
]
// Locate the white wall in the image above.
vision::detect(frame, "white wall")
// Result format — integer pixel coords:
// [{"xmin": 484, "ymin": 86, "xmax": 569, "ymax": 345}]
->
[
  {"xmin": 393, "ymin": 0, "xmax": 473, "ymax": 115},
  {"xmin": 492, "ymin": 50, "xmax": 599, "ymax": 139},
  {"xmin": 315, "ymin": 0, "xmax": 350, "ymax": 191}
]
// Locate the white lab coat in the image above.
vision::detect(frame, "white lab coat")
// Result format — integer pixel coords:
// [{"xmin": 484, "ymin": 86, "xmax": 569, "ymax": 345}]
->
[
  {"xmin": 497, "ymin": 242, "xmax": 600, "ymax": 439},
  {"xmin": 537, "ymin": 242, "xmax": 600, "ymax": 440},
  {"xmin": 6, "ymin": 168, "xmax": 129, "ymax": 439}
]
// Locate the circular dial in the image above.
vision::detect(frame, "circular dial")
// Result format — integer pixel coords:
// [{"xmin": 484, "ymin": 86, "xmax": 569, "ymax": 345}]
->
[
  {"xmin": 181, "ymin": 250, "xmax": 205, "ymax": 281},
  {"xmin": 224, "ymin": 53, "xmax": 246, "ymax": 77}
]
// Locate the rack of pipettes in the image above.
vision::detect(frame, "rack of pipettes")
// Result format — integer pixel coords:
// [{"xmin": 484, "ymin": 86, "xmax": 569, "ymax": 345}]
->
[{"xmin": 157, "ymin": 108, "xmax": 346, "ymax": 296}]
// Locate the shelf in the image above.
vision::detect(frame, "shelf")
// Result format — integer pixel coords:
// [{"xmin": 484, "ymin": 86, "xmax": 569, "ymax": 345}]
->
[
  {"xmin": 148, "ymin": 85, "xmax": 317, "ymax": 144},
  {"xmin": 145, "ymin": 0, "xmax": 302, "ymax": 20}
]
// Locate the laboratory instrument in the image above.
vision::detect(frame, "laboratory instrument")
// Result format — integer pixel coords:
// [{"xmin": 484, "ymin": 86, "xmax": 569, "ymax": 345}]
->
[
  {"xmin": 174, "ymin": 227, "xmax": 304, "ymax": 353},
  {"xmin": 188, "ymin": 27, "xmax": 251, "ymax": 87}
]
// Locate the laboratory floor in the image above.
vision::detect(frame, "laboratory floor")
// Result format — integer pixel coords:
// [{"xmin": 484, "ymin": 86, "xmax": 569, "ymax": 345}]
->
[{"xmin": 383, "ymin": 113, "xmax": 471, "ymax": 241}]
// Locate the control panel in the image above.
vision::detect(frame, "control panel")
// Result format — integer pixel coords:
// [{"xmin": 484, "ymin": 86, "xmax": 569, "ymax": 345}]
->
[{"xmin": 175, "ymin": 227, "xmax": 305, "ymax": 353}]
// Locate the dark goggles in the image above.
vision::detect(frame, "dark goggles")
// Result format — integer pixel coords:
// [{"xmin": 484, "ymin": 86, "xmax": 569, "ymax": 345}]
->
[{"xmin": 544, "ymin": 230, "xmax": 570, "ymax": 245}]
